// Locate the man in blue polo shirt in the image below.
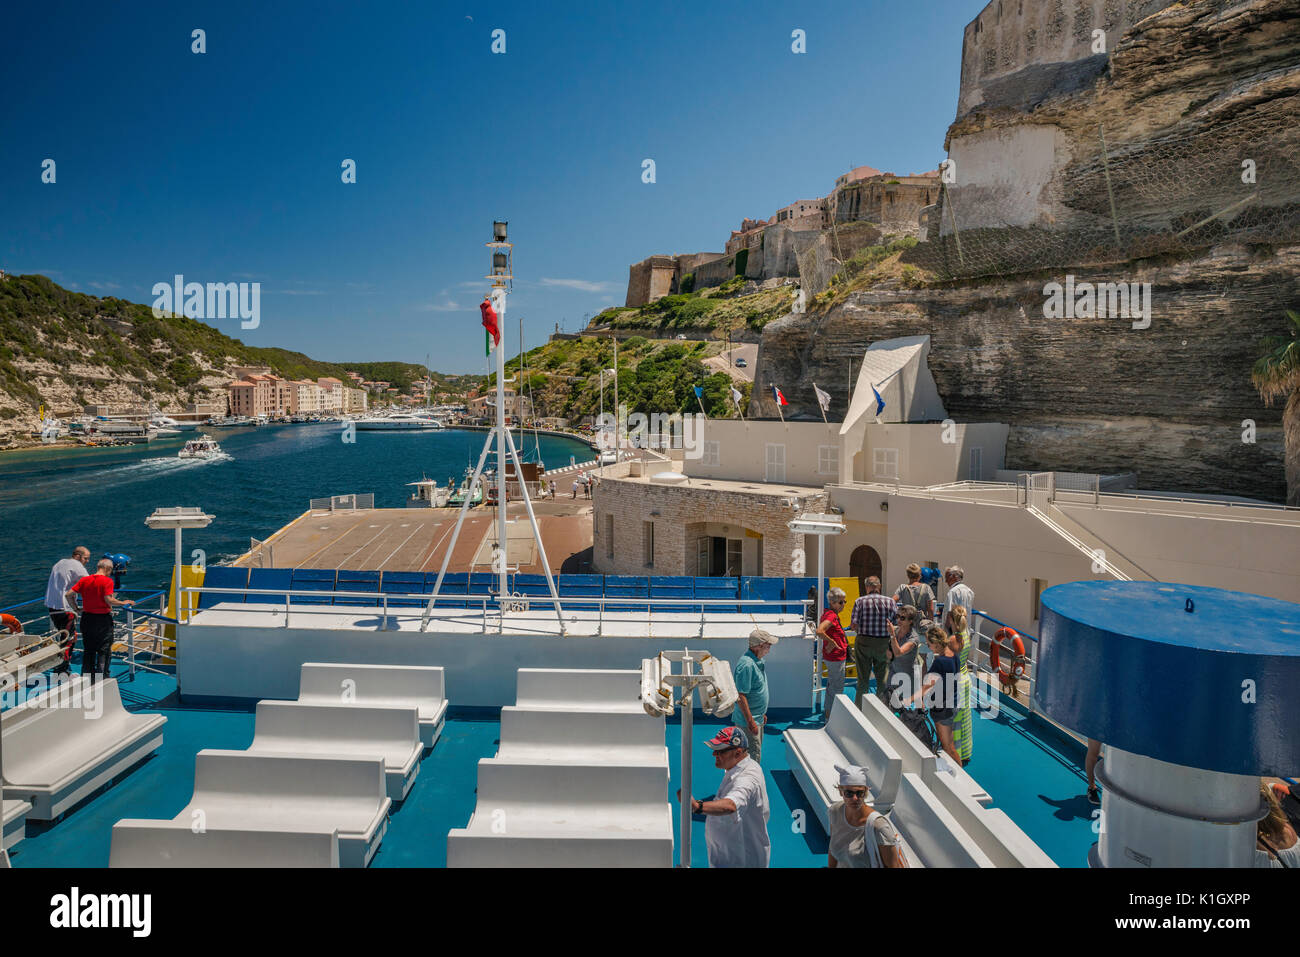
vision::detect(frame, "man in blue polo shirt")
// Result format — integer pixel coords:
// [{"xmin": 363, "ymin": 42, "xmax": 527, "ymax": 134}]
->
[{"xmin": 734, "ymin": 628, "xmax": 777, "ymax": 763}]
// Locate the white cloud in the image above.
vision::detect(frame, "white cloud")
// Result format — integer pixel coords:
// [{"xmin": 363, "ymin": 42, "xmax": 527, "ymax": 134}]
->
[
  {"xmin": 417, "ymin": 299, "xmax": 461, "ymax": 313},
  {"xmin": 539, "ymin": 278, "xmax": 618, "ymax": 293}
]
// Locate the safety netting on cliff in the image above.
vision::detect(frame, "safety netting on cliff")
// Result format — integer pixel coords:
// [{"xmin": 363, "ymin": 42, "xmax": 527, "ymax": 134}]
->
[{"xmin": 902, "ymin": 100, "xmax": 1300, "ymax": 283}]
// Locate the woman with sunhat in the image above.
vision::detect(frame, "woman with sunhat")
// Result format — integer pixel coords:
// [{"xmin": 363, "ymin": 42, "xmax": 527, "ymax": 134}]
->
[{"xmin": 827, "ymin": 765, "xmax": 906, "ymax": 868}]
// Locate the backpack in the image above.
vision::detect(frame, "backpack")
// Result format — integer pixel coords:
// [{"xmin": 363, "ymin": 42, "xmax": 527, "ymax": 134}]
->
[{"xmin": 898, "ymin": 708, "xmax": 937, "ymax": 754}]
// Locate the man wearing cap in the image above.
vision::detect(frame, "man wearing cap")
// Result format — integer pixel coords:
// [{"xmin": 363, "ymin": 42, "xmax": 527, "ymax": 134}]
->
[
  {"xmin": 680, "ymin": 726, "xmax": 770, "ymax": 868},
  {"xmin": 827, "ymin": 765, "xmax": 905, "ymax": 868},
  {"xmin": 734, "ymin": 629, "xmax": 777, "ymax": 763}
]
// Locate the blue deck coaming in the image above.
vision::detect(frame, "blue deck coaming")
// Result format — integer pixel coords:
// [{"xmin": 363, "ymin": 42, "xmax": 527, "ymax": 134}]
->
[
  {"xmin": 1039, "ymin": 581, "xmax": 1300, "ymax": 777},
  {"xmin": 4, "ymin": 666, "xmax": 1097, "ymax": 868}
]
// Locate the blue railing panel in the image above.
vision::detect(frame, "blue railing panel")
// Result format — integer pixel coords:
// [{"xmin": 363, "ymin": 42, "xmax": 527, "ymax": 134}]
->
[
  {"xmin": 604, "ymin": 575, "xmax": 648, "ymax": 613},
  {"xmin": 649, "ymin": 575, "xmax": 695, "ymax": 612},
  {"xmin": 741, "ymin": 576, "xmax": 785, "ymax": 613},
  {"xmin": 199, "ymin": 566, "xmax": 249, "ymax": 609},
  {"xmin": 247, "ymin": 568, "xmax": 292, "ymax": 604},
  {"xmin": 290, "ymin": 568, "xmax": 336, "ymax": 605}
]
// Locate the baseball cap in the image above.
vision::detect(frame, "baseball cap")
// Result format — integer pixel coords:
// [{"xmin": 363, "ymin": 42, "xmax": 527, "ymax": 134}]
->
[
  {"xmin": 748, "ymin": 628, "xmax": 779, "ymax": 647},
  {"xmin": 706, "ymin": 727, "xmax": 749, "ymax": 751}
]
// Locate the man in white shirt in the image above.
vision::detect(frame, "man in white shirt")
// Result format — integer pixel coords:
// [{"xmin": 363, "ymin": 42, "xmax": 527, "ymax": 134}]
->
[
  {"xmin": 680, "ymin": 726, "xmax": 770, "ymax": 868},
  {"xmin": 944, "ymin": 565, "xmax": 975, "ymax": 617},
  {"xmin": 45, "ymin": 546, "xmax": 90, "ymax": 675}
]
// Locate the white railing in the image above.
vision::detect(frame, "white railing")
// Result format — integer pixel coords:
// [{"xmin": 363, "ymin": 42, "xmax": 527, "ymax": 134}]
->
[
  {"xmin": 181, "ymin": 586, "xmax": 813, "ymax": 639},
  {"xmin": 308, "ymin": 493, "xmax": 375, "ymax": 511}
]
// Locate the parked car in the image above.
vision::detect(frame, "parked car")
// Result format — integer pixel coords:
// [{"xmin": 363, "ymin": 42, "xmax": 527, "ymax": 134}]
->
[
  {"xmin": 675, "ymin": 334, "xmax": 687, "ymax": 340},
  {"xmin": 735, "ymin": 357, "xmax": 748, "ymax": 367},
  {"xmin": 598, "ymin": 450, "xmax": 618, "ymax": 465}
]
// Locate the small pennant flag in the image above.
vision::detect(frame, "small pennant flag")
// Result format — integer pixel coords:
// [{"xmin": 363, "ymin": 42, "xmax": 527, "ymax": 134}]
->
[
  {"xmin": 814, "ymin": 383, "xmax": 831, "ymax": 413},
  {"xmin": 480, "ymin": 296, "xmax": 501, "ymax": 355},
  {"xmin": 771, "ymin": 385, "xmax": 789, "ymax": 407},
  {"xmin": 872, "ymin": 383, "xmax": 886, "ymax": 416},
  {"xmin": 693, "ymin": 385, "xmax": 703, "ymax": 399},
  {"xmin": 730, "ymin": 386, "xmax": 742, "ymax": 406}
]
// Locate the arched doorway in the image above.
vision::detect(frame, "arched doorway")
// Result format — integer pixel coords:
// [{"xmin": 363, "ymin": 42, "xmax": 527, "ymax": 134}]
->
[{"xmin": 849, "ymin": 545, "xmax": 883, "ymax": 593}]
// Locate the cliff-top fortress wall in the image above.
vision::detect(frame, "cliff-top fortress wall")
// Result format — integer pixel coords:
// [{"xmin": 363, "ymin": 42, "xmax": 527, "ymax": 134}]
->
[{"xmin": 957, "ymin": 0, "xmax": 1178, "ymax": 118}]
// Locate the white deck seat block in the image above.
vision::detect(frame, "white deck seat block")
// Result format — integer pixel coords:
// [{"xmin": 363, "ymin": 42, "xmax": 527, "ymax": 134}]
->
[
  {"xmin": 3, "ymin": 798, "xmax": 31, "ymax": 851},
  {"xmin": 923, "ymin": 764, "xmax": 1056, "ymax": 867},
  {"xmin": 298, "ymin": 662, "xmax": 448, "ymax": 748},
  {"xmin": 448, "ymin": 760, "xmax": 673, "ymax": 868},
  {"xmin": 1, "ymin": 677, "xmax": 166, "ymax": 820},
  {"xmin": 859, "ymin": 695, "xmax": 991, "ymax": 806},
  {"xmin": 783, "ymin": 695, "xmax": 903, "ymax": 832},
  {"xmin": 497, "ymin": 708, "xmax": 667, "ymax": 764},
  {"xmin": 514, "ymin": 668, "xmax": 642, "ymax": 712},
  {"xmin": 182, "ymin": 750, "xmax": 390, "ymax": 868},
  {"xmin": 110, "ymin": 820, "xmax": 339, "ymax": 868},
  {"xmin": 890, "ymin": 773, "xmax": 995, "ymax": 868},
  {"xmin": 249, "ymin": 700, "xmax": 421, "ymax": 802}
]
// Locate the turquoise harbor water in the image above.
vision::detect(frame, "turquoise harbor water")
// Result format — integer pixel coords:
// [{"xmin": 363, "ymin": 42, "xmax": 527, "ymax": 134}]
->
[{"xmin": 0, "ymin": 424, "xmax": 593, "ymax": 605}]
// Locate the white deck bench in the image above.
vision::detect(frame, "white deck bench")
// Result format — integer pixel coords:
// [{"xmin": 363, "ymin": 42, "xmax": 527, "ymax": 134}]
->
[
  {"xmin": 497, "ymin": 707, "xmax": 667, "ymax": 765},
  {"xmin": 859, "ymin": 694, "xmax": 992, "ymax": 806},
  {"xmin": 148, "ymin": 750, "xmax": 391, "ymax": 868},
  {"xmin": 784, "ymin": 695, "xmax": 903, "ymax": 833},
  {"xmin": 514, "ymin": 668, "xmax": 642, "ymax": 712},
  {"xmin": 1, "ymin": 677, "xmax": 166, "ymax": 820},
  {"xmin": 298, "ymin": 662, "xmax": 448, "ymax": 749},
  {"xmin": 447, "ymin": 760, "xmax": 673, "ymax": 867},
  {"xmin": 248, "ymin": 700, "xmax": 421, "ymax": 801},
  {"xmin": 923, "ymin": 762, "xmax": 1056, "ymax": 867},
  {"xmin": 110, "ymin": 820, "xmax": 340, "ymax": 868},
  {"xmin": 889, "ymin": 772, "xmax": 996, "ymax": 867},
  {"xmin": 2, "ymin": 798, "xmax": 30, "ymax": 851}
]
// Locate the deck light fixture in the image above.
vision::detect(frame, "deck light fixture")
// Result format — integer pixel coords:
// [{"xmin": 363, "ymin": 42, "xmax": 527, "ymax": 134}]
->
[
  {"xmin": 493, "ymin": 220, "xmax": 508, "ymax": 242},
  {"xmin": 788, "ymin": 511, "xmax": 846, "ymax": 638},
  {"xmin": 144, "ymin": 507, "xmax": 215, "ymax": 625}
]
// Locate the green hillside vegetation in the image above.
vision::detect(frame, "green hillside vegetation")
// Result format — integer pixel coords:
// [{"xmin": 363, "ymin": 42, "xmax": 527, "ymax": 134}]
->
[
  {"xmin": 588, "ymin": 278, "xmax": 793, "ymax": 335},
  {"xmin": 492, "ymin": 335, "xmax": 752, "ymax": 422},
  {"xmin": 0, "ymin": 274, "xmax": 479, "ymax": 420}
]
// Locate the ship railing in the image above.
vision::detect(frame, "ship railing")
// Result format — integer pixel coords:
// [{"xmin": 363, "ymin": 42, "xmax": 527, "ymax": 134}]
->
[
  {"xmin": 183, "ymin": 586, "xmax": 813, "ymax": 638},
  {"xmin": 0, "ymin": 589, "xmax": 170, "ymax": 687},
  {"xmin": 966, "ymin": 609, "xmax": 1038, "ymax": 705}
]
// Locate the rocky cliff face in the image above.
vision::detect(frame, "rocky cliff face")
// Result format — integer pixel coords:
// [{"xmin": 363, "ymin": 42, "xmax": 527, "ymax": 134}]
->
[
  {"xmin": 754, "ymin": 243, "xmax": 1295, "ymax": 500},
  {"xmin": 753, "ymin": 0, "xmax": 1300, "ymax": 502}
]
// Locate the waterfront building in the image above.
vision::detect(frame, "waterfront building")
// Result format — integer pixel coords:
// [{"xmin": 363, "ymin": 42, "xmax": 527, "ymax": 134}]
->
[{"xmin": 592, "ymin": 335, "xmax": 1300, "ymax": 638}]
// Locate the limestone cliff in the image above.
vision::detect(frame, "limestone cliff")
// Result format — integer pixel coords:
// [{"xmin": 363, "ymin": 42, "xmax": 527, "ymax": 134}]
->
[{"xmin": 753, "ymin": 0, "xmax": 1300, "ymax": 502}]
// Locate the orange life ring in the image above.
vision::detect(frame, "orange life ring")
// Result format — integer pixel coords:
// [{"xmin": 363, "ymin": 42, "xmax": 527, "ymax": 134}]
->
[
  {"xmin": 989, "ymin": 627, "xmax": 1025, "ymax": 680},
  {"xmin": 1, "ymin": 613, "xmax": 22, "ymax": 634}
]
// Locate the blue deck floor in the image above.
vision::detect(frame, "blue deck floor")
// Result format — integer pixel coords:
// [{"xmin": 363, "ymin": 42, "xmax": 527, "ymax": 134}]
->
[{"xmin": 6, "ymin": 666, "xmax": 1096, "ymax": 867}]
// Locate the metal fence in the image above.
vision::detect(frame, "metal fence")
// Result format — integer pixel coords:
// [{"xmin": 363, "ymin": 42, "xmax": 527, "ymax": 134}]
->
[{"xmin": 308, "ymin": 492, "xmax": 375, "ymax": 511}]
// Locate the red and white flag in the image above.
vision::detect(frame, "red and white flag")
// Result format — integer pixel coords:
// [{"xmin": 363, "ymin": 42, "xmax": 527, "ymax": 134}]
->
[{"xmin": 480, "ymin": 296, "xmax": 501, "ymax": 354}]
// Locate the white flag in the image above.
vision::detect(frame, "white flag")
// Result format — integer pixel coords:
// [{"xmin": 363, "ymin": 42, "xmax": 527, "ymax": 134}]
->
[
  {"xmin": 814, "ymin": 383, "xmax": 831, "ymax": 412},
  {"xmin": 730, "ymin": 386, "xmax": 742, "ymax": 406}
]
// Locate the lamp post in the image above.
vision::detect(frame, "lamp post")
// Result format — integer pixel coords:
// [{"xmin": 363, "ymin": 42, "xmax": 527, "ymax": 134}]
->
[
  {"xmin": 144, "ymin": 507, "xmax": 214, "ymax": 627},
  {"xmin": 788, "ymin": 511, "xmax": 846, "ymax": 711}
]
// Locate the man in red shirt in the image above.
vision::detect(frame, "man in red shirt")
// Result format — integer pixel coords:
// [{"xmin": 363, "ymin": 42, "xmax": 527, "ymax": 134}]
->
[
  {"xmin": 819, "ymin": 587, "xmax": 850, "ymax": 718},
  {"xmin": 66, "ymin": 558, "xmax": 134, "ymax": 682}
]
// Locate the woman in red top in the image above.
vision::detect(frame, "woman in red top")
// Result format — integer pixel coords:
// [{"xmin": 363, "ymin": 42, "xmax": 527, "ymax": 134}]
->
[
  {"xmin": 819, "ymin": 587, "xmax": 849, "ymax": 717},
  {"xmin": 66, "ymin": 558, "xmax": 134, "ymax": 683}
]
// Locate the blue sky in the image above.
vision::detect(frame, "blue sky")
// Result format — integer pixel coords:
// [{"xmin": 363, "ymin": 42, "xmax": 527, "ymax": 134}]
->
[{"xmin": 1, "ymin": 0, "xmax": 986, "ymax": 374}]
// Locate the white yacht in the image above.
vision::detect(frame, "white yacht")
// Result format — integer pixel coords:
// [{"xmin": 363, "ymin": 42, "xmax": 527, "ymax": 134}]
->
[
  {"xmin": 352, "ymin": 412, "xmax": 443, "ymax": 431},
  {"xmin": 177, "ymin": 435, "xmax": 225, "ymax": 460},
  {"xmin": 151, "ymin": 410, "xmax": 198, "ymax": 431}
]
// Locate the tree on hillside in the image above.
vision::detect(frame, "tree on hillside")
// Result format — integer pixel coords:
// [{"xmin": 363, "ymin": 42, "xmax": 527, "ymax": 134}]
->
[{"xmin": 1252, "ymin": 308, "xmax": 1300, "ymax": 506}]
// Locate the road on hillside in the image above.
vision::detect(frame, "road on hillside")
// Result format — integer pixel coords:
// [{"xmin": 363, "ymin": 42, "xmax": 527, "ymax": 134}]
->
[{"xmin": 703, "ymin": 343, "xmax": 759, "ymax": 383}]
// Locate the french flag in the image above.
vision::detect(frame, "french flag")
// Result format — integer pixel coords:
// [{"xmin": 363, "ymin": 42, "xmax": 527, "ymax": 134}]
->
[{"xmin": 771, "ymin": 385, "xmax": 789, "ymax": 406}]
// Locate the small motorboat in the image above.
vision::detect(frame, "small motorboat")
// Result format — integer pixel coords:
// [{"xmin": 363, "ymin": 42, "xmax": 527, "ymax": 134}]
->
[
  {"xmin": 406, "ymin": 477, "xmax": 449, "ymax": 508},
  {"xmin": 177, "ymin": 435, "xmax": 226, "ymax": 460}
]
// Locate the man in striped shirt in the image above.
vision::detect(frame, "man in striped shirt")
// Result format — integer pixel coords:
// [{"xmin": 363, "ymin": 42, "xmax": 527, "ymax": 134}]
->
[{"xmin": 850, "ymin": 576, "xmax": 897, "ymax": 709}]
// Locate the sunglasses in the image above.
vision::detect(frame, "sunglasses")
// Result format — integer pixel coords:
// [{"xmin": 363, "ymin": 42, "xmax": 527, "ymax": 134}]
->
[{"xmin": 840, "ymin": 789, "xmax": 868, "ymax": 801}]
